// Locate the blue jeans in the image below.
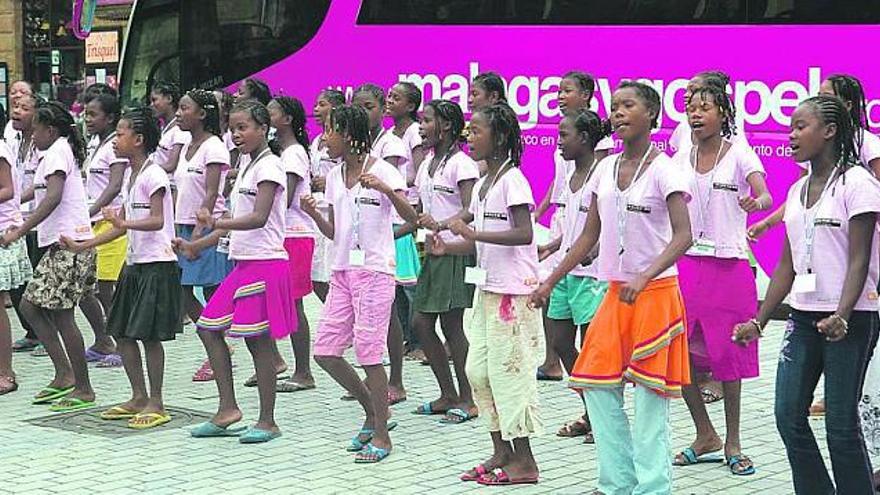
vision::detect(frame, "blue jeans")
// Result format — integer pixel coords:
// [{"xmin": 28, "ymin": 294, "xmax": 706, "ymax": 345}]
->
[{"xmin": 774, "ymin": 309, "xmax": 878, "ymax": 495}]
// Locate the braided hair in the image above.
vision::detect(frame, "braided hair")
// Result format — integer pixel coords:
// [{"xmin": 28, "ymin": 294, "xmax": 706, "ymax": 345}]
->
[
  {"xmin": 241, "ymin": 78, "xmax": 272, "ymax": 106},
  {"xmin": 215, "ymin": 90, "xmax": 234, "ymax": 118},
  {"xmin": 185, "ymin": 89, "xmax": 222, "ymax": 136},
  {"xmin": 121, "ymin": 106, "xmax": 161, "ymax": 154},
  {"xmin": 319, "ymin": 88, "xmax": 346, "ymax": 107},
  {"xmin": 475, "ymin": 103, "xmax": 523, "ymax": 166},
  {"xmin": 394, "ymin": 82, "xmax": 422, "ymax": 122},
  {"xmin": 271, "ymin": 95, "xmax": 310, "ymax": 157},
  {"xmin": 801, "ymin": 95, "xmax": 859, "ymax": 170},
  {"xmin": 152, "ymin": 81, "xmax": 181, "ymax": 109},
  {"xmin": 353, "ymin": 83, "xmax": 385, "ymax": 107},
  {"xmin": 688, "ymin": 83, "xmax": 738, "ymax": 138},
  {"xmin": 562, "ymin": 71, "xmax": 596, "ymax": 101},
  {"xmin": 695, "ymin": 70, "xmax": 731, "ymax": 88},
  {"xmin": 425, "ymin": 99, "xmax": 467, "ymax": 148},
  {"xmin": 618, "ymin": 81, "xmax": 661, "ymax": 129},
  {"xmin": 230, "ymin": 99, "xmax": 271, "ymax": 136},
  {"xmin": 826, "ymin": 74, "xmax": 868, "ymax": 153},
  {"xmin": 89, "ymin": 93, "xmax": 121, "ymax": 129},
  {"xmin": 34, "ymin": 100, "xmax": 86, "ymax": 166},
  {"xmin": 473, "ymin": 72, "xmax": 507, "ymax": 104},
  {"xmin": 566, "ymin": 108, "xmax": 612, "ymax": 150},
  {"xmin": 83, "ymin": 82, "xmax": 118, "ymax": 105},
  {"xmin": 329, "ymin": 105, "xmax": 371, "ymax": 156}
]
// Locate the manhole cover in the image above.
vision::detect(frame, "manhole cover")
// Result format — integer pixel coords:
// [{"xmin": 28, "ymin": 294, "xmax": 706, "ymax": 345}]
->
[{"xmin": 25, "ymin": 405, "xmax": 213, "ymax": 438}]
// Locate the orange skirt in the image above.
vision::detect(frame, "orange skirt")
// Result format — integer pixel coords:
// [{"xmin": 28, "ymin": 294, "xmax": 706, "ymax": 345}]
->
[{"xmin": 569, "ymin": 276, "xmax": 690, "ymax": 398}]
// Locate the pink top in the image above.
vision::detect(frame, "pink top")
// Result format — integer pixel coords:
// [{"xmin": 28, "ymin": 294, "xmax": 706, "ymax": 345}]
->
[
  {"xmin": 784, "ymin": 166, "xmax": 880, "ymax": 312},
  {"xmin": 468, "ymin": 166, "xmax": 540, "ymax": 295},
  {"xmin": 125, "ymin": 161, "xmax": 176, "ymax": 264},
  {"xmin": 229, "ymin": 151, "xmax": 288, "ymax": 261},
  {"xmin": 280, "ymin": 143, "xmax": 315, "ymax": 237},
  {"xmin": 0, "ymin": 144, "xmax": 23, "ymax": 231},
  {"xmin": 669, "ymin": 121, "xmax": 750, "ymax": 155},
  {"xmin": 151, "ymin": 119, "xmax": 190, "ymax": 175},
  {"xmin": 85, "ymin": 133, "xmax": 129, "ymax": 221},
  {"xmin": 549, "ymin": 136, "xmax": 616, "ymax": 206},
  {"xmin": 326, "ymin": 158, "xmax": 406, "ymax": 275},
  {"xmin": 370, "ymin": 130, "xmax": 407, "ymax": 223},
  {"xmin": 415, "ymin": 150, "xmax": 479, "ymax": 242},
  {"xmin": 589, "ymin": 151, "xmax": 691, "ymax": 283},
  {"xmin": 397, "ymin": 122, "xmax": 422, "ymax": 204},
  {"xmin": 174, "ymin": 135, "xmax": 230, "ymax": 225},
  {"xmin": 559, "ymin": 166, "xmax": 597, "ymax": 278},
  {"xmin": 33, "ymin": 139, "xmax": 94, "ymax": 247},
  {"xmin": 309, "ymin": 133, "xmax": 341, "ymax": 209},
  {"xmin": 673, "ymin": 141, "xmax": 765, "ymax": 259}
]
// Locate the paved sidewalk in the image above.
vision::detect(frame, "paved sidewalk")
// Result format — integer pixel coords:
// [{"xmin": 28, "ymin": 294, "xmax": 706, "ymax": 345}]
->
[{"xmin": 0, "ymin": 299, "xmax": 835, "ymax": 494}]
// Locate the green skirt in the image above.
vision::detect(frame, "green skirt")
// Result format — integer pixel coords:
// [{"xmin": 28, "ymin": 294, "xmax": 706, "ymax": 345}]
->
[
  {"xmin": 412, "ymin": 253, "xmax": 476, "ymax": 313},
  {"xmin": 107, "ymin": 261, "xmax": 183, "ymax": 342}
]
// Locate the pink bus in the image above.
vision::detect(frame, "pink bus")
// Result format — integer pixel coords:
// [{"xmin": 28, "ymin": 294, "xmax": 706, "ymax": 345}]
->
[{"xmin": 118, "ymin": 0, "xmax": 880, "ymax": 274}]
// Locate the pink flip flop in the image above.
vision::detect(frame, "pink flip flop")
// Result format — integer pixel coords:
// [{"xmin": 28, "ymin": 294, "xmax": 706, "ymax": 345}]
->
[
  {"xmin": 477, "ymin": 468, "xmax": 539, "ymax": 486},
  {"xmin": 460, "ymin": 464, "xmax": 489, "ymax": 482}
]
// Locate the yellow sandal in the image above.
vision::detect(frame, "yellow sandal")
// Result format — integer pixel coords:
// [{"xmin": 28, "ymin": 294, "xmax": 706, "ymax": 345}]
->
[
  {"xmin": 100, "ymin": 405, "xmax": 139, "ymax": 420},
  {"xmin": 127, "ymin": 412, "xmax": 172, "ymax": 430}
]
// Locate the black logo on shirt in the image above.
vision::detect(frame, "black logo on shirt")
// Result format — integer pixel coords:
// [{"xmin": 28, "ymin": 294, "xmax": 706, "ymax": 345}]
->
[
  {"xmin": 238, "ymin": 187, "xmax": 258, "ymax": 197},
  {"xmin": 483, "ymin": 212, "xmax": 508, "ymax": 221},
  {"xmin": 626, "ymin": 204, "xmax": 651, "ymax": 214},
  {"xmin": 357, "ymin": 197, "xmax": 381, "ymax": 207},
  {"xmin": 433, "ymin": 185, "xmax": 455, "ymax": 194},
  {"xmin": 814, "ymin": 218, "xmax": 842, "ymax": 228},
  {"xmin": 713, "ymin": 182, "xmax": 738, "ymax": 192}
]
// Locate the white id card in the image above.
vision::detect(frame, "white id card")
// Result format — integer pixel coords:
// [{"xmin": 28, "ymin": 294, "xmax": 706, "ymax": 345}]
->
[
  {"xmin": 348, "ymin": 249, "xmax": 366, "ymax": 266},
  {"xmin": 464, "ymin": 266, "xmax": 487, "ymax": 286},
  {"xmin": 792, "ymin": 273, "xmax": 817, "ymax": 294},
  {"xmin": 416, "ymin": 228, "xmax": 430, "ymax": 243},
  {"xmin": 216, "ymin": 236, "xmax": 230, "ymax": 254},
  {"xmin": 686, "ymin": 238, "xmax": 716, "ymax": 257}
]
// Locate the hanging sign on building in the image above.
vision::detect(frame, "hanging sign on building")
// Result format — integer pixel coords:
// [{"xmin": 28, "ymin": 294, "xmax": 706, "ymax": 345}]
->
[{"xmin": 85, "ymin": 30, "xmax": 119, "ymax": 64}]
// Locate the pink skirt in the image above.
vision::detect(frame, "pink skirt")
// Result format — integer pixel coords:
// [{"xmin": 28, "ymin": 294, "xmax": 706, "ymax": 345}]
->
[
  {"xmin": 284, "ymin": 237, "xmax": 315, "ymax": 299},
  {"xmin": 678, "ymin": 255, "xmax": 759, "ymax": 381},
  {"xmin": 196, "ymin": 259, "xmax": 297, "ymax": 340}
]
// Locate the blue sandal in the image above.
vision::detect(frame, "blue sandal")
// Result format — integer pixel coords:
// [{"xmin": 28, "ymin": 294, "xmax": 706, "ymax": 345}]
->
[
  {"xmin": 727, "ymin": 455, "xmax": 756, "ymax": 476},
  {"xmin": 354, "ymin": 442, "xmax": 391, "ymax": 463},
  {"xmin": 190, "ymin": 422, "xmax": 247, "ymax": 438},
  {"xmin": 239, "ymin": 427, "xmax": 282, "ymax": 444},
  {"xmin": 672, "ymin": 447, "xmax": 724, "ymax": 466},
  {"xmin": 346, "ymin": 421, "xmax": 398, "ymax": 451},
  {"xmin": 439, "ymin": 408, "xmax": 477, "ymax": 424}
]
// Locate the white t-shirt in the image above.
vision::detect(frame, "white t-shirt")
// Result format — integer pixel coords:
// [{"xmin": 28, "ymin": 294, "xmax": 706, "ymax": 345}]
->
[
  {"xmin": 550, "ymin": 136, "xmax": 616, "ymax": 205},
  {"xmin": 229, "ymin": 152, "xmax": 288, "ymax": 261},
  {"xmin": 33, "ymin": 139, "xmax": 94, "ymax": 247},
  {"xmin": 673, "ymin": 141, "xmax": 765, "ymax": 259},
  {"xmin": 370, "ymin": 130, "xmax": 408, "ymax": 223},
  {"xmin": 397, "ymin": 122, "xmax": 423, "ymax": 204},
  {"xmin": 151, "ymin": 119, "xmax": 190, "ymax": 173},
  {"xmin": 124, "ymin": 161, "xmax": 176, "ymax": 264},
  {"xmin": 669, "ymin": 120, "xmax": 750, "ymax": 155},
  {"xmin": 309, "ymin": 133, "xmax": 341, "ymax": 209},
  {"xmin": 468, "ymin": 166, "xmax": 540, "ymax": 295},
  {"xmin": 0, "ymin": 143, "xmax": 23, "ymax": 231},
  {"xmin": 416, "ymin": 150, "xmax": 480, "ymax": 242},
  {"xmin": 3, "ymin": 121, "xmax": 18, "ymax": 143},
  {"xmin": 796, "ymin": 132, "xmax": 880, "ymax": 174},
  {"xmin": 13, "ymin": 137, "xmax": 39, "ymax": 215},
  {"xmin": 559, "ymin": 166, "xmax": 597, "ymax": 278},
  {"xmin": 85, "ymin": 133, "xmax": 129, "ymax": 221},
  {"xmin": 280, "ymin": 143, "xmax": 315, "ymax": 237},
  {"xmin": 589, "ymin": 151, "xmax": 691, "ymax": 283},
  {"xmin": 174, "ymin": 135, "xmax": 230, "ymax": 225},
  {"xmin": 325, "ymin": 158, "xmax": 406, "ymax": 275},
  {"xmin": 784, "ymin": 166, "xmax": 880, "ymax": 312}
]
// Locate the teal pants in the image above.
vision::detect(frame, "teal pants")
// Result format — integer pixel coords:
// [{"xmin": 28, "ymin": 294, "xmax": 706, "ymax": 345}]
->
[{"xmin": 585, "ymin": 386, "xmax": 672, "ymax": 495}]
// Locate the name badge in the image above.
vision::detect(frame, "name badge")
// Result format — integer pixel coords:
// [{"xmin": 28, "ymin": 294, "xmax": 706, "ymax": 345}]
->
[
  {"xmin": 687, "ymin": 238, "xmax": 716, "ymax": 257},
  {"xmin": 349, "ymin": 249, "xmax": 366, "ymax": 266},
  {"xmin": 415, "ymin": 228, "xmax": 430, "ymax": 243},
  {"xmin": 464, "ymin": 266, "xmax": 487, "ymax": 286},
  {"xmin": 216, "ymin": 235, "xmax": 230, "ymax": 254},
  {"xmin": 793, "ymin": 273, "xmax": 817, "ymax": 294}
]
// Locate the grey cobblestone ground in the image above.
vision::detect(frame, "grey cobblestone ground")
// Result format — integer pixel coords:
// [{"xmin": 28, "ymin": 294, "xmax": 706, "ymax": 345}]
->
[{"xmin": 0, "ymin": 299, "xmax": 836, "ymax": 494}]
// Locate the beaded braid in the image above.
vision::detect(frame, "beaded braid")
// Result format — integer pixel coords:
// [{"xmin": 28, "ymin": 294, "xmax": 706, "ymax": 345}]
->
[
  {"xmin": 329, "ymin": 105, "xmax": 372, "ymax": 156},
  {"xmin": 562, "ymin": 71, "xmax": 596, "ymax": 100},
  {"xmin": 426, "ymin": 99, "xmax": 467, "ymax": 146},
  {"xmin": 121, "ymin": 106, "xmax": 161, "ymax": 154},
  {"xmin": 394, "ymin": 82, "xmax": 422, "ymax": 122},
  {"xmin": 272, "ymin": 96, "xmax": 311, "ymax": 158},
  {"xmin": 618, "ymin": 81, "xmax": 661, "ymax": 129},
  {"xmin": 35, "ymin": 100, "xmax": 87, "ymax": 166},
  {"xmin": 475, "ymin": 103, "xmax": 523, "ymax": 166},
  {"xmin": 803, "ymin": 95, "xmax": 859, "ymax": 170},
  {"xmin": 186, "ymin": 88, "xmax": 222, "ymax": 136},
  {"xmin": 688, "ymin": 83, "xmax": 738, "ymax": 138},
  {"xmin": 567, "ymin": 108, "xmax": 612, "ymax": 150},
  {"xmin": 827, "ymin": 74, "xmax": 868, "ymax": 154}
]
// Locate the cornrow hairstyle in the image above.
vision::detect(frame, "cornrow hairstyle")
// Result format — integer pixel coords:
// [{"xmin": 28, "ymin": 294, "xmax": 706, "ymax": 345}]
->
[
  {"xmin": 426, "ymin": 99, "xmax": 467, "ymax": 147},
  {"xmin": 696, "ymin": 70, "xmax": 731, "ymax": 88},
  {"xmin": 231, "ymin": 99, "xmax": 271, "ymax": 137},
  {"xmin": 473, "ymin": 72, "xmax": 507, "ymax": 103},
  {"xmin": 242, "ymin": 78, "xmax": 272, "ymax": 106},
  {"xmin": 688, "ymin": 84, "xmax": 738, "ymax": 138},
  {"xmin": 618, "ymin": 81, "xmax": 661, "ymax": 129},
  {"xmin": 394, "ymin": 82, "xmax": 422, "ymax": 122},
  {"xmin": 566, "ymin": 108, "xmax": 612, "ymax": 150},
  {"xmin": 353, "ymin": 83, "xmax": 386, "ymax": 107},
  {"xmin": 35, "ymin": 100, "xmax": 86, "ymax": 166},
  {"xmin": 475, "ymin": 103, "xmax": 523, "ymax": 166},
  {"xmin": 329, "ymin": 105, "xmax": 372, "ymax": 156},
  {"xmin": 121, "ymin": 106, "xmax": 161, "ymax": 154},
  {"xmin": 562, "ymin": 71, "xmax": 596, "ymax": 100},
  {"xmin": 90, "ymin": 93, "xmax": 122, "ymax": 128},
  {"xmin": 186, "ymin": 88, "xmax": 222, "ymax": 136},
  {"xmin": 319, "ymin": 88, "xmax": 346, "ymax": 107},
  {"xmin": 803, "ymin": 95, "xmax": 859, "ymax": 168},
  {"xmin": 83, "ymin": 82, "xmax": 118, "ymax": 104},
  {"xmin": 152, "ymin": 81, "xmax": 181, "ymax": 109},
  {"xmin": 215, "ymin": 90, "xmax": 235, "ymax": 117},
  {"xmin": 826, "ymin": 74, "xmax": 867, "ymax": 155},
  {"xmin": 272, "ymin": 96, "xmax": 311, "ymax": 157}
]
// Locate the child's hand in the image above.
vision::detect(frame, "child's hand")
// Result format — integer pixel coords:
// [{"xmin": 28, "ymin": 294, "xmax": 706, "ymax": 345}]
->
[
  {"xmin": 311, "ymin": 175, "xmax": 326, "ymax": 192},
  {"xmin": 418, "ymin": 213, "xmax": 440, "ymax": 232},
  {"xmin": 0, "ymin": 227, "xmax": 20, "ymax": 248},
  {"xmin": 59, "ymin": 235, "xmax": 87, "ymax": 253},
  {"xmin": 359, "ymin": 173, "xmax": 391, "ymax": 194},
  {"xmin": 172, "ymin": 237, "xmax": 200, "ymax": 261},
  {"xmin": 193, "ymin": 208, "xmax": 214, "ymax": 239},
  {"xmin": 527, "ymin": 283, "xmax": 552, "ymax": 310},
  {"xmin": 102, "ymin": 207, "xmax": 125, "ymax": 229},
  {"xmin": 537, "ymin": 244, "xmax": 553, "ymax": 262},
  {"xmin": 747, "ymin": 220, "xmax": 768, "ymax": 242},
  {"xmin": 300, "ymin": 195, "xmax": 319, "ymax": 216},
  {"xmin": 448, "ymin": 219, "xmax": 476, "ymax": 241},
  {"xmin": 619, "ymin": 273, "xmax": 649, "ymax": 305},
  {"xmin": 738, "ymin": 195, "xmax": 763, "ymax": 213},
  {"xmin": 427, "ymin": 234, "xmax": 446, "ymax": 256},
  {"xmin": 732, "ymin": 321, "xmax": 761, "ymax": 346}
]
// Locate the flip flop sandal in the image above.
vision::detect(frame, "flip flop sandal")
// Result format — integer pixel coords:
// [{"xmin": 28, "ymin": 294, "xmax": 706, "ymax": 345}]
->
[
  {"xmin": 412, "ymin": 401, "xmax": 447, "ymax": 415},
  {"xmin": 701, "ymin": 386, "xmax": 724, "ymax": 404},
  {"xmin": 439, "ymin": 408, "xmax": 477, "ymax": 424},
  {"xmin": 809, "ymin": 401, "xmax": 826, "ymax": 416},
  {"xmin": 346, "ymin": 421, "xmax": 399, "ymax": 451},
  {"xmin": 96, "ymin": 354, "xmax": 123, "ymax": 368},
  {"xmin": 673, "ymin": 447, "xmax": 724, "ymax": 466},
  {"xmin": 239, "ymin": 427, "xmax": 282, "ymax": 444},
  {"xmin": 582, "ymin": 431, "xmax": 595, "ymax": 444},
  {"xmin": 100, "ymin": 405, "xmax": 139, "ymax": 420},
  {"xmin": 557, "ymin": 417, "xmax": 591, "ymax": 437},
  {"xmin": 32, "ymin": 386, "xmax": 74, "ymax": 405},
  {"xmin": 128, "ymin": 412, "xmax": 172, "ymax": 430},
  {"xmin": 192, "ymin": 360, "xmax": 214, "ymax": 382},
  {"xmin": 354, "ymin": 443, "xmax": 391, "ymax": 463},
  {"xmin": 477, "ymin": 468, "xmax": 539, "ymax": 486},
  {"xmin": 536, "ymin": 368, "xmax": 563, "ymax": 381},
  {"xmin": 276, "ymin": 380, "xmax": 316, "ymax": 393},
  {"xmin": 460, "ymin": 464, "xmax": 490, "ymax": 482},
  {"xmin": 31, "ymin": 345, "xmax": 48, "ymax": 357},
  {"xmin": 49, "ymin": 397, "xmax": 97, "ymax": 413},
  {"xmin": 0, "ymin": 376, "xmax": 18, "ymax": 395},
  {"xmin": 12, "ymin": 338, "xmax": 39, "ymax": 352},
  {"xmin": 387, "ymin": 390, "xmax": 407, "ymax": 405},
  {"xmin": 190, "ymin": 422, "xmax": 247, "ymax": 438},
  {"xmin": 244, "ymin": 370, "xmax": 288, "ymax": 387},
  {"xmin": 727, "ymin": 455, "xmax": 756, "ymax": 476},
  {"xmin": 85, "ymin": 347, "xmax": 109, "ymax": 362}
]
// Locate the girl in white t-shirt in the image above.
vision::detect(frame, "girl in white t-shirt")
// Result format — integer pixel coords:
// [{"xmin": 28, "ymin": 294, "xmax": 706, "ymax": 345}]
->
[
  {"xmin": 354, "ymin": 83, "xmax": 414, "ymax": 405},
  {"xmin": 2, "ymin": 101, "xmax": 97, "ymax": 412},
  {"xmin": 433, "ymin": 104, "xmax": 543, "ymax": 486},
  {"xmin": 308, "ymin": 89, "xmax": 345, "ymax": 301},
  {"xmin": 182, "ymin": 100, "xmax": 296, "ymax": 443},
  {"xmin": 302, "ymin": 105, "xmax": 418, "ymax": 463},
  {"xmin": 387, "ymin": 82, "xmax": 426, "ymax": 202},
  {"xmin": 468, "ymin": 72, "xmax": 508, "ymax": 177},
  {"xmin": 149, "ymin": 82, "xmax": 189, "ymax": 180},
  {"xmin": 63, "ymin": 107, "xmax": 182, "ymax": 428},
  {"xmin": 734, "ymin": 95, "xmax": 880, "ymax": 495}
]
